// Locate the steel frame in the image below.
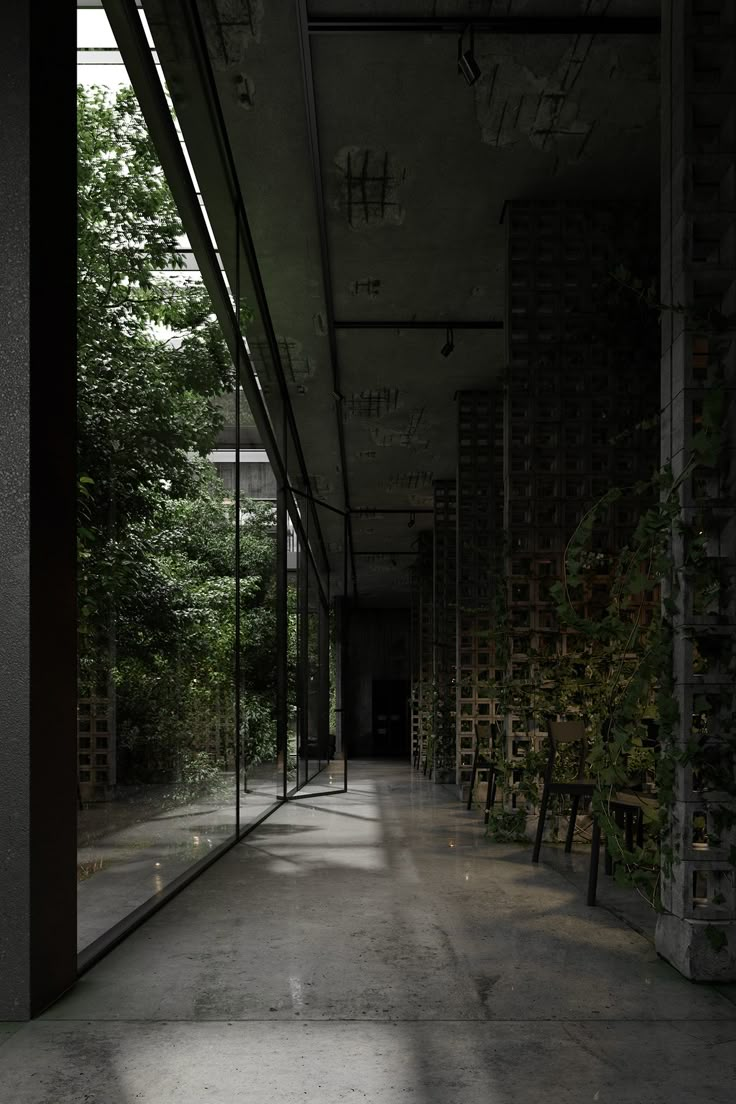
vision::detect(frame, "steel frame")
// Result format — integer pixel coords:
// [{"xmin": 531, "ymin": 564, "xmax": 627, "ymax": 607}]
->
[{"xmin": 307, "ymin": 15, "xmax": 661, "ymax": 35}]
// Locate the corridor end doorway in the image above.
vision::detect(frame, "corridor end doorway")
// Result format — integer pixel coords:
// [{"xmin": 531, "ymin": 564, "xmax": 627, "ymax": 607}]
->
[{"xmin": 372, "ymin": 679, "xmax": 410, "ymax": 759}]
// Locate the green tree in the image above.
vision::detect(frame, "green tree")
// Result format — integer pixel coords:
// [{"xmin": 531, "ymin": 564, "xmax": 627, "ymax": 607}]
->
[
  {"xmin": 77, "ymin": 84, "xmax": 235, "ymax": 638},
  {"xmin": 77, "ymin": 84, "xmax": 276, "ymax": 787}
]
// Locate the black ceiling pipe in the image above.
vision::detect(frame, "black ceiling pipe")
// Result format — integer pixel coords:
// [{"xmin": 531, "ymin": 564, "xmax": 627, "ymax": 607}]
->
[
  {"xmin": 307, "ymin": 16, "xmax": 661, "ymax": 35},
  {"xmin": 333, "ymin": 320, "xmax": 503, "ymax": 330}
]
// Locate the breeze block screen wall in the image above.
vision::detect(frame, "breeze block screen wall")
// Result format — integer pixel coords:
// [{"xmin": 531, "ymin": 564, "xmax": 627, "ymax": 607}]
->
[
  {"xmin": 504, "ymin": 199, "xmax": 660, "ymax": 805},
  {"xmin": 432, "ymin": 479, "xmax": 457, "ymax": 782},
  {"xmin": 410, "ymin": 573, "xmax": 421, "ymax": 767},
  {"xmin": 456, "ymin": 391, "xmax": 505, "ymax": 792},
  {"xmin": 412, "ymin": 530, "xmax": 434, "ymax": 772}
]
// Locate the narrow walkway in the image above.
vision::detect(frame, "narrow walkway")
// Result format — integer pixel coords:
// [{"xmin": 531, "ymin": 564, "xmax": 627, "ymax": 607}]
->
[{"xmin": 3, "ymin": 762, "xmax": 736, "ymax": 1102}]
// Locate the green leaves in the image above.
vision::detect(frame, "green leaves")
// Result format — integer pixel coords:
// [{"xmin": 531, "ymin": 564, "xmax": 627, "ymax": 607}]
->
[
  {"xmin": 76, "ymin": 85, "xmax": 281, "ymax": 777},
  {"xmin": 77, "ymin": 85, "xmax": 238, "ymax": 637}
]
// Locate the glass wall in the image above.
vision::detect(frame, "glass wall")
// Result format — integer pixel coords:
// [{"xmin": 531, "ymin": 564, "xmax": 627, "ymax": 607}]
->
[
  {"xmin": 237, "ymin": 414, "xmax": 280, "ymax": 810},
  {"xmin": 294, "ymin": 517, "xmax": 336, "ymax": 791},
  {"xmin": 76, "ymin": 1, "xmax": 345, "ymax": 956},
  {"xmin": 76, "ymin": 16, "xmax": 282, "ymax": 953}
]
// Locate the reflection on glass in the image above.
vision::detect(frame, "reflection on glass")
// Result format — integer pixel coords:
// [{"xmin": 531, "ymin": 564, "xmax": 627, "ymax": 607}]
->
[
  {"xmin": 287, "ymin": 564, "xmax": 299, "ymax": 788},
  {"xmin": 76, "ymin": 82, "xmax": 279, "ymax": 953},
  {"xmin": 294, "ymin": 527, "xmax": 332, "ymax": 789},
  {"xmin": 238, "ymin": 491, "xmax": 280, "ymax": 806}
]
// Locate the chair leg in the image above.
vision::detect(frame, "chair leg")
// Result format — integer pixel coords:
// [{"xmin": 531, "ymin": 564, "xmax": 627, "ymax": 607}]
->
[
  {"xmin": 587, "ymin": 817, "xmax": 602, "ymax": 906},
  {"xmin": 612, "ymin": 806, "xmax": 626, "ymax": 872},
  {"xmin": 532, "ymin": 784, "xmax": 551, "ymax": 863},
  {"xmin": 565, "ymin": 795, "xmax": 580, "ymax": 853},
  {"xmin": 605, "ymin": 838, "xmax": 613, "ymax": 876},
  {"xmin": 467, "ymin": 744, "xmax": 479, "ymax": 810},
  {"xmin": 484, "ymin": 765, "xmax": 496, "ymax": 825}
]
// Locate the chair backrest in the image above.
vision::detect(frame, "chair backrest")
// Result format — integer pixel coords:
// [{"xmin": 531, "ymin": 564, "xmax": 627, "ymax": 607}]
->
[
  {"xmin": 548, "ymin": 719, "xmax": 586, "ymax": 746},
  {"xmin": 547, "ymin": 719, "xmax": 588, "ymax": 780},
  {"xmin": 475, "ymin": 720, "xmax": 493, "ymax": 750}
]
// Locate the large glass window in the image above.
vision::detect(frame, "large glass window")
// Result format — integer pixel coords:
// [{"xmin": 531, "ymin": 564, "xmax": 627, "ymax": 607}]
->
[
  {"xmin": 76, "ymin": 19, "xmax": 283, "ymax": 953},
  {"xmin": 76, "ymin": 2, "xmax": 345, "ymax": 955}
]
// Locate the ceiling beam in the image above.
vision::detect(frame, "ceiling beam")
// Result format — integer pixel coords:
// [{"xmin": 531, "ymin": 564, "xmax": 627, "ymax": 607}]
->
[
  {"xmin": 307, "ymin": 16, "xmax": 661, "ymax": 35},
  {"xmin": 296, "ymin": 0, "xmax": 359, "ymax": 598},
  {"xmin": 334, "ymin": 320, "xmax": 503, "ymax": 330}
]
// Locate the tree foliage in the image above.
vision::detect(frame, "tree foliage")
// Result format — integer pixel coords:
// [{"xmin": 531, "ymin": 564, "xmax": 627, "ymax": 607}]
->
[{"xmin": 77, "ymin": 84, "xmax": 275, "ymax": 784}]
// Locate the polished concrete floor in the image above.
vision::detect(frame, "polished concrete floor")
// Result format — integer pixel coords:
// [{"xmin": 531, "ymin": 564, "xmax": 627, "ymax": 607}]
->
[
  {"xmin": 3, "ymin": 761, "xmax": 736, "ymax": 1102},
  {"xmin": 77, "ymin": 770, "xmax": 281, "ymax": 952}
]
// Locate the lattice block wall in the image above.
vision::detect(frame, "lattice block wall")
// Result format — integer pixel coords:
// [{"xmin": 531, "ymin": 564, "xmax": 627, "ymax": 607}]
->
[
  {"xmin": 410, "ymin": 580, "xmax": 421, "ymax": 765},
  {"xmin": 414, "ymin": 530, "xmax": 434, "ymax": 770},
  {"xmin": 78, "ymin": 696, "xmax": 115, "ymax": 801},
  {"xmin": 504, "ymin": 200, "xmax": 660, "ymax": 787},
  {"xmin": 433, "ymin": 480, "xmax": 457, "ymax": 780},
  {"xmin": 656, "ymin": 0, "xmax": 736, "ymax": 979},
  {"xmin": 456, "ymin": 392, "xmax": 505, "ymax": 790}
]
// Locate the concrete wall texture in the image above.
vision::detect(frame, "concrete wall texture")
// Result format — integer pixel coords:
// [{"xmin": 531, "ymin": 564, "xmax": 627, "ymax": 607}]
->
[{"xmin": 0, "ymin": 5, "xmax": 31, "ymax": 1020}]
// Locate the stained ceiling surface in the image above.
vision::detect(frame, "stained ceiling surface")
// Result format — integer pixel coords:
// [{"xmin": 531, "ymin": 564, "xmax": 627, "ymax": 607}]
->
[{"xmin": 142, "ymin": 0, "xmax": 661, "ymax": 603}]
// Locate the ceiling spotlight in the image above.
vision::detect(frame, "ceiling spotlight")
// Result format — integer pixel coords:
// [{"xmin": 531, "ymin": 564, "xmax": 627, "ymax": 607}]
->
[
  {"xmin": 440, "ymin": 326, "xmax": 455, "ymax": 358},
  {"xmin": 457, "ymin": 25, "xmax": 481, "ymax": 86},
  {"xmin": 407, "ymin": 512, "xmax": 416, "ymax": 529}
]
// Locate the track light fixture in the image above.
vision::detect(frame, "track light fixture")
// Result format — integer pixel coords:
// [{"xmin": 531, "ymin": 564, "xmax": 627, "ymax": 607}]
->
[
  {"xmin": 457, "ymin": 25, "xmax": 481, "ymax": 86},
  {"xmin": 440, "ymin": 326, "xmax": 455, "ymax": 358}
]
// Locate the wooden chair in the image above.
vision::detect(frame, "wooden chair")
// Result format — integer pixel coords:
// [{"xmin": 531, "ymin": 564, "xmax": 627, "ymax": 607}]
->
[
  {"xmin": 532, "ymin": 719, "xmax": 594, "ymax": 864},
  {"xmin": 466, "ymin": 720, "xmax": 498, "ymax": 824},
  {"xmin": 588, "ymin": 791, "xmax": 658, "ymax": 906}
]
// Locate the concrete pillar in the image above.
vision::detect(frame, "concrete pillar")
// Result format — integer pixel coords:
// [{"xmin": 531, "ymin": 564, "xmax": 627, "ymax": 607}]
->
[
  {"xmin": 656, "ymin": 0, "xmax": 736, "ymax": 980},
  {"xmin": 0, "ymin": 4, "xmax": 77, "ymax": 1017}
]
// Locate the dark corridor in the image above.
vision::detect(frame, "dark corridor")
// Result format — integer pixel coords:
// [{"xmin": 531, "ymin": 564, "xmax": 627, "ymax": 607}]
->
[{"xmin": 371, "ymin": 679, "xmax": 410, "ymax": 758}]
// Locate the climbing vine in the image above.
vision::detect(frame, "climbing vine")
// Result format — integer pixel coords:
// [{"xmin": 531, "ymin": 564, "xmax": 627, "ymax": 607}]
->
[{"xmin": 471, "ymin": 278, "xmax": 734, "ymax": 913}]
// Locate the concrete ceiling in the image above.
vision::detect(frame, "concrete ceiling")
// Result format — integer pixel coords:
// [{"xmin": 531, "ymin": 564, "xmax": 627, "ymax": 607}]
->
[{"xmin": 142, "ymin": 0, "xmax": 660, "ymax": 605}]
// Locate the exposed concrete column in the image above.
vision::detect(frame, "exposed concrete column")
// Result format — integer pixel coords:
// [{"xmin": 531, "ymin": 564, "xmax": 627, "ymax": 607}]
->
[
  {"xmin": 0, "ymin": 4, "xmax": 77, "ymax": 1017},
  {"xmin": 656, "ymin": 0, "xmax": 736, "ymax": 979}
]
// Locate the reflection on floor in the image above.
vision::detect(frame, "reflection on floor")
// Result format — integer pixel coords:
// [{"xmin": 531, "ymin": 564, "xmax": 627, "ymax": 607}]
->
[
  {"xmin": 77, "ymin": 769, "xmax": 281, "ymax": 951},
  {"xmin": 4, "ymin": 760, "xmax": 736, "ymax": 1102}
]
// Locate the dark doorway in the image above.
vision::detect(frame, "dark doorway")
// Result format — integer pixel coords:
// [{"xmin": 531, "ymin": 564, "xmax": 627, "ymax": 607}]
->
[{"xmin": 372, "ymin": 679, "xmax": 410, "ymax": 758}]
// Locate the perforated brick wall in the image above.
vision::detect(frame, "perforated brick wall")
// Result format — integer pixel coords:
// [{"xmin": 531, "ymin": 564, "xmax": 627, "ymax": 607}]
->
[
  {"xmin": 411, "ymin": 531, "xmax": 434, "ymax": 770},
  {"xmin": 504, "ymin": 200, "xmax": 660, "ymax": 800},
  {"xmin": 456, "ymin": 392, "xmax": 505, "ymax": 790},
  {"xmin": 433, "ymin": 480, "xmax": 457, "ymax": 779}
]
